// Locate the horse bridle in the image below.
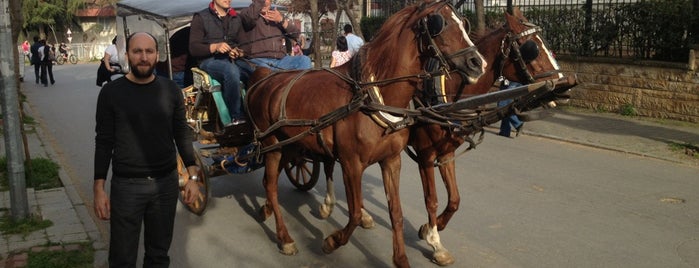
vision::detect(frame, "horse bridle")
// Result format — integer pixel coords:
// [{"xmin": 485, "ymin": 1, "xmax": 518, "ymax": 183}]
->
[
  {"xmin": 417, "ymin": 2, "xmax": 480, "ymax": 75},
  {"xmin": 498, "ymin": 21, "xmax": 561, "ymax": 83}
]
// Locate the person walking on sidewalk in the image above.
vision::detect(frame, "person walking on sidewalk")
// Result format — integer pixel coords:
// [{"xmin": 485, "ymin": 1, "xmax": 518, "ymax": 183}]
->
[
  {"xmin": 93, "ymin": 32, "xmax": 201, "ymax": 267},
  {"xmin": 498, "ymin": 80, "xmax": 524, "ymax": 138},
  {"xmin": 30, "ymin": 36, "xmax": 42, "ymax": 84}
]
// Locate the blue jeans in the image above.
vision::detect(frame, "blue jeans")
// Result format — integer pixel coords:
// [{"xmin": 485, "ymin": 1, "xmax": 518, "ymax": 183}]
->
[
  {"xmin": 200, "ymin": 57, "xmax": 244, "ymax": 120},
  {"xmin": 247, "ymin": 56, "xmax": 312, "ymax": 71},
  {"xmin": 171, "ymin": 71, "xmax": 185, "ymax": 88},
  {"xmin": 498, "ymin": 81, "xmax": 524, "ymax": 137},
  {"xmin": 109, "ymin": 170, "xmax": 179, "ymax": 268}
]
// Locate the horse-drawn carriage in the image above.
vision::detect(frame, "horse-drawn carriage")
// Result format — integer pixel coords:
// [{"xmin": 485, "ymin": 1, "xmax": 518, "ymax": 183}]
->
[
  {"xmin": 117, "ymin": 0, "xmax": 576, "ymax": 266},
  {"xmin": 116, "ymin": 0, "xmax": 313, "ymax": 215}
]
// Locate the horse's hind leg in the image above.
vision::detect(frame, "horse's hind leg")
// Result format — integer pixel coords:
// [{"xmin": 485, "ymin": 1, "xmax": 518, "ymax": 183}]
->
[
  {"xmin": 260, "ymin": 150, "xmax": 298, "ymax": 255},
  {"xmin": 319, "ymin": 158, "xmax": 336, "ymax": 219}
]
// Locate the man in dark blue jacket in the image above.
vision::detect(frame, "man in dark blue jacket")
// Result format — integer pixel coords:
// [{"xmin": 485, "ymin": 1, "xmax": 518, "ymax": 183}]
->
[
  {"xmin": 189, "ymin": 0, "xmax": 264, "ymax": 126},
  {"xmin": 30, "ymin": 36, "xmax": 42, "ymax": 84}
]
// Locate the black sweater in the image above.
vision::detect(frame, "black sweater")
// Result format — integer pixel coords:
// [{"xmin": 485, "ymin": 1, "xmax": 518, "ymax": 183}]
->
[{"xmin": 94, "ymin": 76, "xmax": 195, "ymax": 180}]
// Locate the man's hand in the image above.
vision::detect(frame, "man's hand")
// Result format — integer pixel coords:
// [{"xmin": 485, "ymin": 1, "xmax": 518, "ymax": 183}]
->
[
  {"xmin": 213, "ymin": 42, "xmax": 232, "ymax": 54},
  {"xmin": 228, "ymin": 47, "xmax": 245, "ymax": 59},
  {"xmin": 260, "ymin": 7, "xmax": 283, "ymax": 23},
  {"xmin": 93, "ymin": 179, "xmax": 110, "ymax": 220},
  {"xmin": 183, "ymin": 166, "xmax": 202, "ymax": 204},
  {"xmin": 182, "ymin": 180, "xmax": 201, "ymax": 204}
]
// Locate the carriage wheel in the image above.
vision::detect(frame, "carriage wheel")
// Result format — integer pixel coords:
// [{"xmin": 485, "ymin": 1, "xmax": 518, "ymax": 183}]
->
[
  {"xmin": 284, "ymin": 156, "xmax": 320, "ymax": 191},
  {"xmin": 177, "ymin": 150, "xmax": 209, "ymax": 215}
]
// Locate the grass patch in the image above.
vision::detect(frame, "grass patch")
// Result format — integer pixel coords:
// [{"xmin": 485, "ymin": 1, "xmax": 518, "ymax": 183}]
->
[
  {"xmin": 0, "ymin": 157, "xmax": 62, "ymax": 191},
  {"xmin": 27, "ymin": 243, "xmax": 94, "ymax": 268},
  {"xmin": 0, "ymin": 212, "xmax": 53, "ymax": 237},
  {"xmin": 668, "ymin": 142, "xmax": 699, "ymax": 159}
]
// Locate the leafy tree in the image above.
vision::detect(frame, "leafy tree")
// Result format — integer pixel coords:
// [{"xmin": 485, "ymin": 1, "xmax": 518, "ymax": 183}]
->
[{"xmin": 21, "ymin": 0, "xmax": 86, "ymax": 43}]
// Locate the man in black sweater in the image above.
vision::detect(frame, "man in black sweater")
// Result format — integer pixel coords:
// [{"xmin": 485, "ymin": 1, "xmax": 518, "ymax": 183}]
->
[{"xmin": 93, "ymin": 32, "xmax": 200, "ymax": 267}]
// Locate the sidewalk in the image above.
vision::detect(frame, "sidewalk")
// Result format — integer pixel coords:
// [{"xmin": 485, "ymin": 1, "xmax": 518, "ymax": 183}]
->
[
  {"xmin": 517, "ymin": 107, "xmax": 699, "ymax": 167},
  {"xmin": 0, "ymin": 106, "xmax": 107, "ymax": 267}
]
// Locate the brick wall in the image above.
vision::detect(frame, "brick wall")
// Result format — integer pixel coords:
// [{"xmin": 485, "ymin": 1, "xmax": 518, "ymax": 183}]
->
[{"xmin": 557, "ymin": 55, "xmax": 699, "ymax": 123}]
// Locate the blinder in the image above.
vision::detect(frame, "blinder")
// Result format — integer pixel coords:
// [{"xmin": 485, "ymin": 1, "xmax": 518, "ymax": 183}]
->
[
  {"xmin": 519, "ymin": 40, "xmax": 540, "ymax": 63},
  {"xmin": 426, "ymin": 14, "xmax": 446, "ymax": 37}
]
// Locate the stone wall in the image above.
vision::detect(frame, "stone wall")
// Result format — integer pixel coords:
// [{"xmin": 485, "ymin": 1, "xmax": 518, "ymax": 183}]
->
[{"xmin": 557, "ymin": 56, "xmax": 699, "ymax": 123}]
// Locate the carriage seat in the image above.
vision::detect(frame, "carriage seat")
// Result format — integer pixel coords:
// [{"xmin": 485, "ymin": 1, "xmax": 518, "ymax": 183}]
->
[{"xmin": 191, "ymin": 67, "xmax": 233, "ymax": 125}]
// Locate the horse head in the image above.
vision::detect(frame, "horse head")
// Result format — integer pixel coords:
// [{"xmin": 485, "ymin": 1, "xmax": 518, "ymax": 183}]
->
[
  {"xmin": 362, "ymin": 0, "xmax": 485, "ymax": 87},
  {"xmin": 500, "ymin": 7, "xmax": 563, "ymax": 83},
  {"xmin": 415, "ymin": 1, "xmax": 486, "ymax": 84}
]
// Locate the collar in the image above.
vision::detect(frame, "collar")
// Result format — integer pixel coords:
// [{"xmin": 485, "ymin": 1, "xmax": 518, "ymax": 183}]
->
[{"xmin": 209, "ymin": 1, "xmax": 237, "ymax": 17}]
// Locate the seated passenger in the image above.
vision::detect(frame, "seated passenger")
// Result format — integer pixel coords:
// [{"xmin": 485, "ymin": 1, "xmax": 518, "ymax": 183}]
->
[
  {"xmin": 238, "ymin": 0, "xmax": 311, "ymax": 78},
  {"xmin": 189, "ymin": 0, "xmax": 264, "ymax": 125}
]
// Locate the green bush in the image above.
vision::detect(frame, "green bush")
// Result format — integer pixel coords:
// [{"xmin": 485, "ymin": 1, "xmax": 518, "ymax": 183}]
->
[{"xmin": 360, "ymin": 16, "xmax": 387, "ymax": 42}]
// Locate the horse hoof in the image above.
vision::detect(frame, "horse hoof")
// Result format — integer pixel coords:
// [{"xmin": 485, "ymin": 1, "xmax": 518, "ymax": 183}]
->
[
  {"xmin": 418, "ymin": 223, "xmax": 430, "ymax": 240},
  {"xmin": 321, "ymin": 237, "xmax": 336, "ymax": 254},
  {"xmin": 319, "ymin": 204, "xmax": 333, "ymax": 219},
  {"xmin": 432, "ymin": 251, "xmax": 455, "ymax": 266},
  {"xmin": 280, "ymin": 242, "xmax": 298, "ymax": 255},
  {"xmin": 360, "ymin": 214, "xmax": 375, "ymax": 229}
]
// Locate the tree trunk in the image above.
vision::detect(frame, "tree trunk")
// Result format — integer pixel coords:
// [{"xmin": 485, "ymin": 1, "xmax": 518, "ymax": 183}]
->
[
  {"xmin": 310, "ymin": 0, "xmax": 321, "ymax": 68},
  {"xmin": 343, "ymin": 0, "xmax": 363, "ymax": 39},
  {"xmin": 474, "ymin": 0, "xmax": 485, "ymax": 35}
]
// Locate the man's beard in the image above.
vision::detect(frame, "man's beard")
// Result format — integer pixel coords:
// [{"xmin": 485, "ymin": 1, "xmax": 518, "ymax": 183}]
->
[{"xmin": 129, "ymin": 63, "xmax": 155, "ymax": 78}]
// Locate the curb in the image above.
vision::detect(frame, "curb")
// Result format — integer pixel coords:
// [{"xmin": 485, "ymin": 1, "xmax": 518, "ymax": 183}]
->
[{"xmin": 22, "ymin": 104, "xmax": 109, "ymax": 267}]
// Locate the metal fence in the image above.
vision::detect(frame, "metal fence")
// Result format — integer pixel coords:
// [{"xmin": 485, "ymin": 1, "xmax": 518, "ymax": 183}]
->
[
  {"xmin": 63, "ymin": 42, "xmax": 111, "ymax": 62},
  {"xmin": 365, "ymin": 0, "xmax": 698, "ymax": 62}
]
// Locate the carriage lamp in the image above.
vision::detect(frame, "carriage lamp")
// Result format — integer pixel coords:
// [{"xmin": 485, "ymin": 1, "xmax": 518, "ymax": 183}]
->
[{"xmin": 66, "ymin": 29, "xmax": 72, "ymax": 43}]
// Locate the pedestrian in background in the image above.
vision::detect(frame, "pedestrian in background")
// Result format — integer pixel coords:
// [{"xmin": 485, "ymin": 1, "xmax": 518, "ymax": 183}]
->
[
  {"xmin": 330, "ymin": 36, "xmax": 351, "ymax": 68},
  {"xmin": 498, "ymin": 80, "xmax": 524, "ymax": 138},
  {"xmin": 93, "ymin": 32, "xmax": 201, "ymax": 267},
  {"xmin": 30, "ymin": 36, "xmax": 42, "ymax": 84},
  {"xmin": 39, "ymin": 40, "xmax": 55, "ymax": 87},
  {"xmin": 22, "ymin": 40, "xmax": 30, "ymax": 61},
  {"xmin": 343, "ymin": 24, "xmax": 364, "ymax": 56}
]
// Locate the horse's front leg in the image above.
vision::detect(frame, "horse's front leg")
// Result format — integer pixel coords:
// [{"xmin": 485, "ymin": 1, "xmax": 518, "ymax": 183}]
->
[
  {"xmin": 416, "ymin": 154, "xmax": 454, "ymax": 266},
  {"xmin": 436, "ymin": 153, "xmax": 460, "ymax": 230},
  {"xmin": 380, "ymin": 154, "xmax": 410, "ymax": 268},
  {"xmin": 260, "ymin": 150, "xmax": 298, "ymax": 255}
]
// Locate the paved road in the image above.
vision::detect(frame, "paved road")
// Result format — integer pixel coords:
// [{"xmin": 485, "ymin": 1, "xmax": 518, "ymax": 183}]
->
[{"xmin": 22, "ymin": 63, "xmax": 699, "ymax": 267}]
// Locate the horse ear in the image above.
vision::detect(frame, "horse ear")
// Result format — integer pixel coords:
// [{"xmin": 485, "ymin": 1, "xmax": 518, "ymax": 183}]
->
[
  {"xmin": 427, "ymin": 14, "xmax": 445, "ymax": 37},
  {"xmin": 519, "ymin": 40, "xmax": 540, "ymax": 63}
]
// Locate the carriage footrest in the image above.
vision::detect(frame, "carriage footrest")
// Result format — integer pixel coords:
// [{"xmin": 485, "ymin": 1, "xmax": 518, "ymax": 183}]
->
[{"xmin": 215, "ymin": 122, "xmax": 254, "ymax": 147}]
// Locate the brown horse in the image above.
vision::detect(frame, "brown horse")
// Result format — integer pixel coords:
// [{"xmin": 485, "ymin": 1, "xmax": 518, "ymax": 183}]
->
[
  {"xmin": 245, "ymin": 1, "xmax": 486, "ymax": 267},
  {"xmin": 313, "ymin": 7, "xmax": 571, "ymax": 266},
  {"xmin": 409, "ymin": 7, "xmax": 568, "ymax": 265}
]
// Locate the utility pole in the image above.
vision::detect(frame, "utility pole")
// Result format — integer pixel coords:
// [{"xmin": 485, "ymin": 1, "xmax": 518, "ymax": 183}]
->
[{"xmin": 0, "ymin": 0, "xmax": 29, "ymax": 220}]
